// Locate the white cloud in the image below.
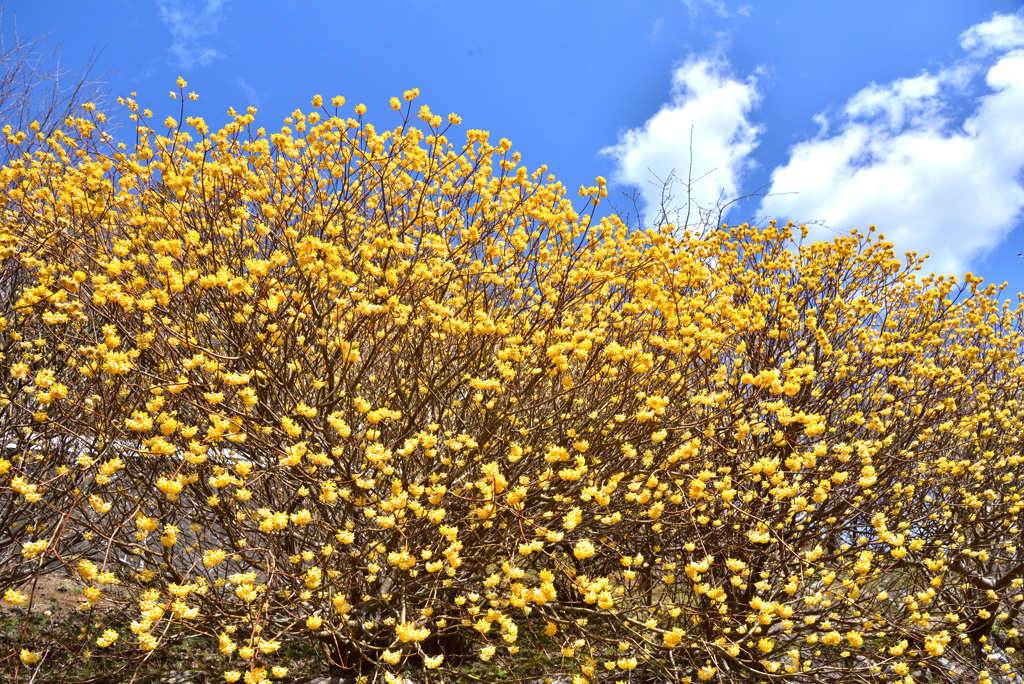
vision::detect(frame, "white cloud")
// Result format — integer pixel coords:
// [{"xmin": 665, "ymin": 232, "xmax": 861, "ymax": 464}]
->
[
  {"xmin": 603, "ymin": 56, "xmax": 762, "ymax": 228},
  {"xmin": 157, "ymin": 0, "xmax": 227, "ymax": 69},
  {"xmin": 960, "ymin": 12, "xmax": 1024, "ymax": 54},
  {"xmin": 759, "ymin": 12, "xmax": 1024, "ymax": 276}
]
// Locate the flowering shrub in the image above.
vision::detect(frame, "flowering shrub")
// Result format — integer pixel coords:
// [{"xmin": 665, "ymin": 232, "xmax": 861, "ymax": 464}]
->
[{"xmin": 1, "ymin": 83, "xmax": 1024, "ymax": 683}]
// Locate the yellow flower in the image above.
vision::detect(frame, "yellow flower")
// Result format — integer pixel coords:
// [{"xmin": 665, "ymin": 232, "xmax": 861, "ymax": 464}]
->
[
  {"xmin": 20, "ymin": 649, "xmax": 42, "ymax": 665},
  {"xmin": 563, "ymin": 507, "xmax": 582, "ymax": 530},
  {"xmin": 664, "ymin": 628, "xmax": 684, "ymax": 647},
  {"xmin": 97, "ymin": 629, "xmax": 119, "ymax": 647},
  {"xmin": 925, "ymin": 631, "xmax": 950, "ymax": 656},
  {"xmin": 204, "ymin": 549, "xmax": 227, "ymax": 567},
  {"xmin": 160, "ymin": 525, "xmax": 179, "ymax": 547},
  {"xmin": 258, "ymin": 639, "xmax": 281, "ymax": 653},
  {"xmin": 725, "ymin": 558, "xmax": 746, "ymax": 572},
  {"xmin": 235, "ymin": 584, "xmax": 258, "ymax": 602},
  {"xmin": 218, "ymin": 633, "xmax": 236, "ymax": 655},
  {"xmin": 396, "ymin": 621, "xmax": 430, "ymax": 642},
  {"xmin": 305, "ymin": 567, "xmax": 322, "ymax": 588},
  {"xmin": 573, "ymin": 539, "xmax": 596, "ymax": 560},
  {"xmin": 747, "ymin": 524, "xmax": 772, "ymax": 544},
  {"xmin": 3, "ymin": 588, "xmax": 28, "ymax": 606},
  {"xmin": 332, "ymin": 592, "xmax": 350, "ymax": 614},
  {"xmin": 22, "ymin": 539, "xmax": 48, "ymax": 559}
]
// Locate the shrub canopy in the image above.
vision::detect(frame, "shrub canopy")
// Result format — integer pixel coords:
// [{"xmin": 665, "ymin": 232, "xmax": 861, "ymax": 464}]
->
[{"xmin": 2, "ymin": 89, "xmax": 1024, "ymax": 683}]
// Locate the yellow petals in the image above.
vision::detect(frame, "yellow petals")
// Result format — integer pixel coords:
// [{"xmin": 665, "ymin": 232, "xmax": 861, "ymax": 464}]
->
[
  {"xmin": 395, "ymin": 621, "xmax": 429, "ymax": 642},
  {"xmin": 96, "ymin": 629, "xmax": 119, "ymax": 647},
  {"xmin": 78, "ymin": 559, "xmax": 99, "ymax": 581},
  {"xmin": 21, "ymin": 540, "xmax": 48, "ymax": 559},
  {"xmin": 203, "ymin": 549, "xmax": 227, "ymax": 567},
  {"xmin": 573, "ymin": 539, "xmax": 596, "ymax": 560},
  {"xmin": 3, "ymin": 588, "xmax": 28, "ymax": 606},
  {"xmin": 218, "ymin": 633, "xmax": 236, "ymax": 656}
]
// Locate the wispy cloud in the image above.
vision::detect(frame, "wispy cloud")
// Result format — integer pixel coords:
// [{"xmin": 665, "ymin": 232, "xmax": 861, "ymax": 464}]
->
[
  {"xmin": 681, "ymin": 0, "xmax": 751, "ymax": 20},
  {"xmin": 157, "ymin": 0, "xmax": 228, "ymax": 69},
  {"xmin": 651, "ymin": 17, "xmax": 665, "ymax": 41},
  {"xmin": 759, "ymin": 11, "xmax": 1024, "ymax": 275},
  {"xmin": 237, "ymin": 78, "xmax": 260, "ymax": 109},
  {"xmin": 602, "ymin": 56, "xmax": 762, "ymax": 227}
]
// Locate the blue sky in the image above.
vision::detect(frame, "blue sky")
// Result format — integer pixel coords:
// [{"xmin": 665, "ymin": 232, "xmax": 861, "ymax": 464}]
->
[{"xmin": 11, "ymin": 0, "xmax": 1024, "ymax": 296}]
